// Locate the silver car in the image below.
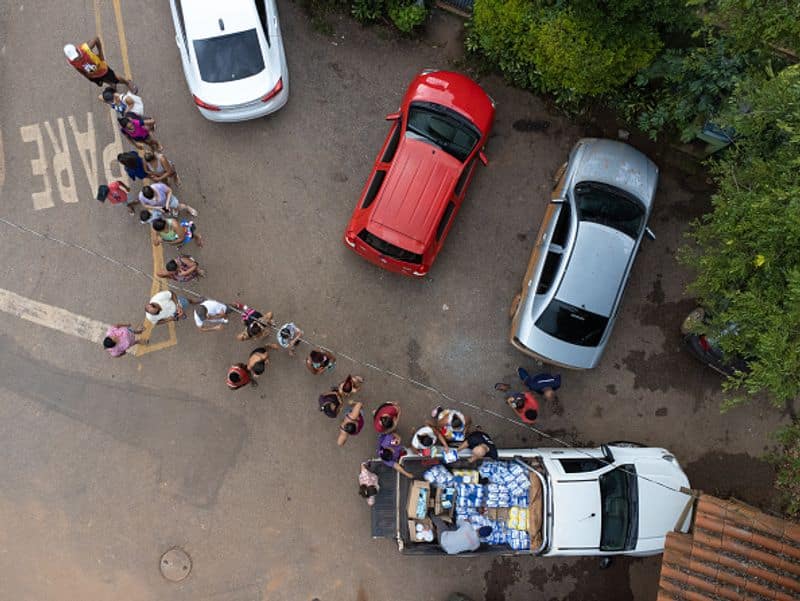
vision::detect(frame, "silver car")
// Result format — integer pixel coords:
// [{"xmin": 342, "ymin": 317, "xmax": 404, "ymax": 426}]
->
[{"xmin": 510, "ymin": 139, "xmax": 658, "ymax": 369}]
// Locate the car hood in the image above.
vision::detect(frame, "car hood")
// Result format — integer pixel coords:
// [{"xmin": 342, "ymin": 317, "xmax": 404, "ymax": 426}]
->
[
  {"xmin": 556, "ymin": 221, "xmax": 635, "ymax": 317},
  {"xmin": 369, "ymin": 137, "xmax": 460, "ymax": 253},
  {"xmin": 572, "ymin": 139, "xmax": 658, "ymax": 208},
  {"xmin": 550, "ymin": 480, "xmax": 602, "ymax": 550},
  {"xmin": 635, "ymin": 460, "xmax": 692, "ymax": 541}
]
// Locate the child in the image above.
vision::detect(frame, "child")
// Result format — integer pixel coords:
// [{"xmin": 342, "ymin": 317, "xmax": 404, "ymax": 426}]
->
[
  {"xmin": 226, "ymin": 363, "xmax": 255, "ymax": 390},
  {"xmin": 97, "ymin": 181, "xmax": 136, "ymax": 214},
  {"xmin": 506, "ymin": 392, "xmax": 539, "ymax": 424},
  {"xmin": 338, "ymin": 374, "xmax": 364, "ymax": 398},
  {"xmin": 358, "ymin": 463, "xmax": 380, "ymax": 506}
]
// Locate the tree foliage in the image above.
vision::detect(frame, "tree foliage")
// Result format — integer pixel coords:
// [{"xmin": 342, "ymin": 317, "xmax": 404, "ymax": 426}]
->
[
  {"xmin": 681, "ymin": 64, "xmax": 800, "ymax": 407},
  {"xmin": 467, "ymin": 0, "xmax": 685, "ymax": 99}
]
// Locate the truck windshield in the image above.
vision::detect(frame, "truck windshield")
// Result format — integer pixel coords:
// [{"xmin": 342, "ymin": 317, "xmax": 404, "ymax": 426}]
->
[{"xmin": 599, "ymin": 465, "xmax": 638, "ymax": 551}]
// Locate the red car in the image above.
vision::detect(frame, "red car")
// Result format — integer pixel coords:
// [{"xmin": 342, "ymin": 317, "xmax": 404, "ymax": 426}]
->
[{"xmin": 344, "ymin": 70, "xmax": 495, "ymax": 276}]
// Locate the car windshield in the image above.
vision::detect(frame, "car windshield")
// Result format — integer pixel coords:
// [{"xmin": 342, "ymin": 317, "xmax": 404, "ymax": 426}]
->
[
  {"xmin": 406, "ymin": 102, "xmax": 480, "ymax": 162},
  {"xmin": 574, "ymin": 182, "xmax": 644, "ymax": 239},
  {"xmin": 535, "ymin": 299, "xmax": 609, "ymax": 347},
  {"xmin": 193, "ymin": 29, "xmax": 264, "ymax": 83},
  {"xmin": 599, "ymin": 465, "xmax": 638, "ymax": 552}
]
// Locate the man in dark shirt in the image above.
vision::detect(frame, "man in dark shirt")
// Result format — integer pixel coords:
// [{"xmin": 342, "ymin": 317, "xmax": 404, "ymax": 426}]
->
[{"xmin": 458, "ymin": 429, "xmax": 498, "ymax": 463}]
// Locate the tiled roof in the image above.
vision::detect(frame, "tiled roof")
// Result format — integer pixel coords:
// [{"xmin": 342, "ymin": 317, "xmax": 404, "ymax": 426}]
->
[{"xmin": 657, "ymin": 494, "xmax": 800, "ymax": 601}]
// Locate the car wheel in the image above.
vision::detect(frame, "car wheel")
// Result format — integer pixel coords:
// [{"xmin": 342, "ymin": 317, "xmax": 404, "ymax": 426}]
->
[
  {"xmin": 508, "ymin": 293, "xmax": 521, "ymax": 319},
  {"xmin": 599, "ymin": 557, "xmax": 614, "ymax": 570},
  {"xmin": 607, "ymin": 441, "xmax": 645, "ymax": 448}
]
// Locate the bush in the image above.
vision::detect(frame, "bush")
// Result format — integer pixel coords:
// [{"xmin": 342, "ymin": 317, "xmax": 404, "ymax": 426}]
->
[
  {"xmin": 467, "ymin": 0, "xmax": 683, "ymax": 101},
  {"xmin": 532, "ymin": 8, "xmax": 661, "ymax": 97},
  {"xmin": 387, "ymin": 0, "xmax": 428, "ymax": 34},
  {"xmin": 351, "ymin": 0, "xmax": 384, "ymax": 23},
  {"xmin": 773, "ymin": 421, "xmax": 800, "ymax": 518},
  {"xmin": 681, "ymin": 64, "xmax": 800, "ymax": 407}
]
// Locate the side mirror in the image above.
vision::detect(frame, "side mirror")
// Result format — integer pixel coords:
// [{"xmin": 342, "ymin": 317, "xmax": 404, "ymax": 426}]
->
[
  {"xmin": 600, "ymin": 444, "xmax": 615, "ymax": 465},
  {"xmin": 645, "ymin": 227, "xmax": 656, "ymax": 241},
  {"xmin": 479, "ymin": 150, "xmax": 489, "ymax": 166},
  {"xmin": 385, "ymin": 112, "xmax": 400, "ymax": 121}
]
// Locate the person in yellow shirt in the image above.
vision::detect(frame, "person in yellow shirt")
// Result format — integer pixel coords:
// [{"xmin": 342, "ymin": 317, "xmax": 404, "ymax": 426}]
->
[{"xmin": 64, "ymin": 37, "xmax": 136, "ymax": 91}]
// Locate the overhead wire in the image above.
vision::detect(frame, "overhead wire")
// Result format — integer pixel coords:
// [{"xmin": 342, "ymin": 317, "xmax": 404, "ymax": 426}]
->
[{"xmin": 5, "ymin": 214, "xmax": 793, "ymax": 540}]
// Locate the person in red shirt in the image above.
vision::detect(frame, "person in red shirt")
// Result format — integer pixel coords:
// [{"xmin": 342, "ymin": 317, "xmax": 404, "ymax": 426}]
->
[
  {"xmin": 63, "ymin": 37, "xmax": 135, "ymax": 91},
  {"xmin": 505, "ymin": 392, "xmax": 540, "ymax": 424},
  {"xmin": 226, "ymin": 363, "xmax": 255, "ymax": 390},
  {"xmin": 97, "ymin": 181, "xmax": 136, "ymax": 214}
]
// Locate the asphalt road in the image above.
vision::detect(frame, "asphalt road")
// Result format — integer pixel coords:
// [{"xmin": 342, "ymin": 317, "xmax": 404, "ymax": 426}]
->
[{"xmin": 0, "ymin": 2, "xmax": 788, "ymax": 600}]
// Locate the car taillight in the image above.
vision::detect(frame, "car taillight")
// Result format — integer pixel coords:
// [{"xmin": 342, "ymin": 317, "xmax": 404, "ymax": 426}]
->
[
  {"xmin": 193, "ymin": 95, "xmax": 220, "ymax": 111},
  {"xmin": 261, "ymin": 78, "xmax": 284, "ymax": 103},
  {"xmin": 698, "ymin": 335, "xmax": 711, "ymax": 352}
]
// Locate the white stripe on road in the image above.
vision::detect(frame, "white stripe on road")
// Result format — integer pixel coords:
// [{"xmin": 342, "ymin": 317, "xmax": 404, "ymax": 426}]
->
[{"xmin": 0, "ymin": 287, "xmax": 107, "ymax": 345}]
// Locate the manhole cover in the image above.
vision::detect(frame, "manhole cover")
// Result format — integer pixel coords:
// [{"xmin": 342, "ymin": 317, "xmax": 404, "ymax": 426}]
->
[{"xmin": 160, "ymin": 547, "xmax": 191, "ymax": 582}]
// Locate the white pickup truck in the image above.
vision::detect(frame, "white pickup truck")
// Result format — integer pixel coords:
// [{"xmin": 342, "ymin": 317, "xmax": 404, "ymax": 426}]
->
[{"xmin": 370, "ymin": 443, "xmax": 693, "ymax": 557}]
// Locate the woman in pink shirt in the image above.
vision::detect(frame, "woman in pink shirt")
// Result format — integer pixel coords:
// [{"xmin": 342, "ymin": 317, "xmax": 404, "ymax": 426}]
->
[{"xmin": 103, "ymin": 323, "xmax": 146, "ymax": 357}]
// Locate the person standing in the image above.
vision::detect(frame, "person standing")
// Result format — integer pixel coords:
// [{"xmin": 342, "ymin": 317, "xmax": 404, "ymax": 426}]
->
[
  {"xmin": 119, "ymin": 115, "xmax": 161, "ymax": 151},
  {"xmin": 102, "ymin": 323, "xmax": 145, "ymax": 357},
  {"xmin": 139, "ymin": 183, "xmax": 197, "ymax": 216},
  {"xmin": 97, "ymin": 181, "xmax": 137, "ymax": 215},
  {"xmin": 358, "ymin": 463, "xmax": 380, "ymax": 506},
  {"xmin": 247, "ymin": 344, "xmax": 280, "ymax": 379},
  {"xmin": 410, "ymin": 425, "xmax": 439, "ymax": 457},
  {"xmin": 99, "ymin": 86, "xmax": 144, "ymax": 116},
  {"xmin": 277, "ymin": 322, "xmax": 303, "ymax": 356},
  {"xmin": 337, "ymin": 374, "xmax": 363, "ymax": 398},
  {"xmin": 193, "ymin": 299, "xmax": 230, "ymax": 332},
  {"xmin": 233, "ymin": 304, "xmax": 274, "ymax": 342},
  {"xmin": 372, "ymin": 402, "xmax": 400, "ymax": 434},
  {"xmin": 337, "ymin": 401, "xmax": 364, "ymax": 447},
  {"xmin": 151, "ymin": 217, "xmax": 203, "ymax": 248},
  {"xmin": 431, "ymin": 407, "xmax": 470, "ymax": 449},
  {"xmin": 157, "ymin": 255, "xmax": 204, "ymax": 283},
  {"xmin": 517, "ymin": 368, "xmax": 561, "ymax": 402},
  {"xmin": 319, "ymin": 390, "xmax": 344, "ymax": 418},
  {"xmin": 143, "ymin": 150, "xmax": 180, "ymax": 186},
  {"xmin": 226, "ymin": 363, "xmax": 255, "ymax": 390},
  {"xmin": 145, "ymin": 290, "xmax": 194, "ymax": 326},
  {"xmin": 305, "ymin": 349, "xmax": 336, "ymax": 375},
  {"xmin": 457, "ymin": 428, "xmax": 499, "ymax": 463},
  {"xmin": 64, "ymin": 38, "xmax": 136, "ymax": 90},
  {"xmin": 117, "ymin": 151, "xmax": 147, "ymax": 181},
  {"xmin": 377, "ymin": 432, "xmax": 413, "ymax": 478}
]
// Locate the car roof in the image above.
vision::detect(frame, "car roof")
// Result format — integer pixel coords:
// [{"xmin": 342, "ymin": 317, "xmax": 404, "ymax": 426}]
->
[
  {"xmin": 182, "ymin": 0, "xmax": 259, "ymax": 39},
  {"xmin": 368, "ymin": 137, "xmax": 460, "ymax": 252},
  {"xmin": 556, "ymin": 222, "xmax": 634, "ymax": 317}
]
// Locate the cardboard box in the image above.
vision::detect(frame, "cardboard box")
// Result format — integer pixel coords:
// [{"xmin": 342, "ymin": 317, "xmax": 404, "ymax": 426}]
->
[
  {"xmin": 407, "ymin": 517, "xmax": 434, "ymax": 543},
  {"xmin": 434, "ymin": 486, "xmax": 456, "ymax": 518},
  {"xmin": 407, "ymin": 480, "xmax": 431, "ymax": 520}
]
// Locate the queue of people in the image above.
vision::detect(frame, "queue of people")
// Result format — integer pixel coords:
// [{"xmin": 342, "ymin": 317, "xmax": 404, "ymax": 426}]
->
[{"xmin": 71, "ymin": 35, "xmax": 564, "ymax": 533}]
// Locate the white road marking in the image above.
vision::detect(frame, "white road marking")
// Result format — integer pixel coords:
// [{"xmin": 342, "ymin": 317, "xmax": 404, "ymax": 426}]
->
[
  {"xmin": 0, "ymin": 286, "xmax": 107, "ymax": 345},
  {"xmin": 19, "ymin": 123, "xmax": 54, "ymax": 210}
]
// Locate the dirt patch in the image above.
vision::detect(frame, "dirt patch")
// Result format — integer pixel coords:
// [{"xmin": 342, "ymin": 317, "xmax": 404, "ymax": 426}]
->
[
  {"xmin": 483, "ymin": 557, "xmax": 520, "ymax": 601},
  {"xmin": 512, "ymin": 119, "xmax": 551, "ymax": 133},
  {"xmin": 685, "ymin": 452, "xmax": 777, "ymax": 510},
  {"xmin": 647, "ymin": 274, "xmax": 665, "ymax": 305},
  {"xmin": 526, "ymin": 557, "xmax": 648, "ymax": 601}
]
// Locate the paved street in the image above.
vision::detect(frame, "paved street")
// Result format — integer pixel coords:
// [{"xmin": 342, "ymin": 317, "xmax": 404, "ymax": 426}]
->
[{"xmin": 0, "ymin": 2, "xmax": 788, "ymax": 600}]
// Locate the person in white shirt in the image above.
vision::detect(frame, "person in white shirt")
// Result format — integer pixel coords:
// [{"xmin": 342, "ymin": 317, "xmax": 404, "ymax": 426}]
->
[
  {"xmin": 145, "ymin": 290, "xmax": 194, "ymax": 326},
  {"xmin": 432, "ymin": 517, "xmax": 492, "ymax": 555},
  {"xmin": 194, "ymin": 299, "xmax": 230, "ymax": 332}
]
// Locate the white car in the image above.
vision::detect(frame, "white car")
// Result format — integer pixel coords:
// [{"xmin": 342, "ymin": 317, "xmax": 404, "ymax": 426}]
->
[
  {"xmin": 373, "ymin": 442, "xmax": 692, "ymax": 557},
  {"xmin": 169, "ymin": 0, "xmax": 289, "ymax": 122}
]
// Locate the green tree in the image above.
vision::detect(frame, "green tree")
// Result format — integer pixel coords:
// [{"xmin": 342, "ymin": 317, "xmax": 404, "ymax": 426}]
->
[{"xmin": 681, "ymin": 64, "xmax": 800, "ymax": 406}]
